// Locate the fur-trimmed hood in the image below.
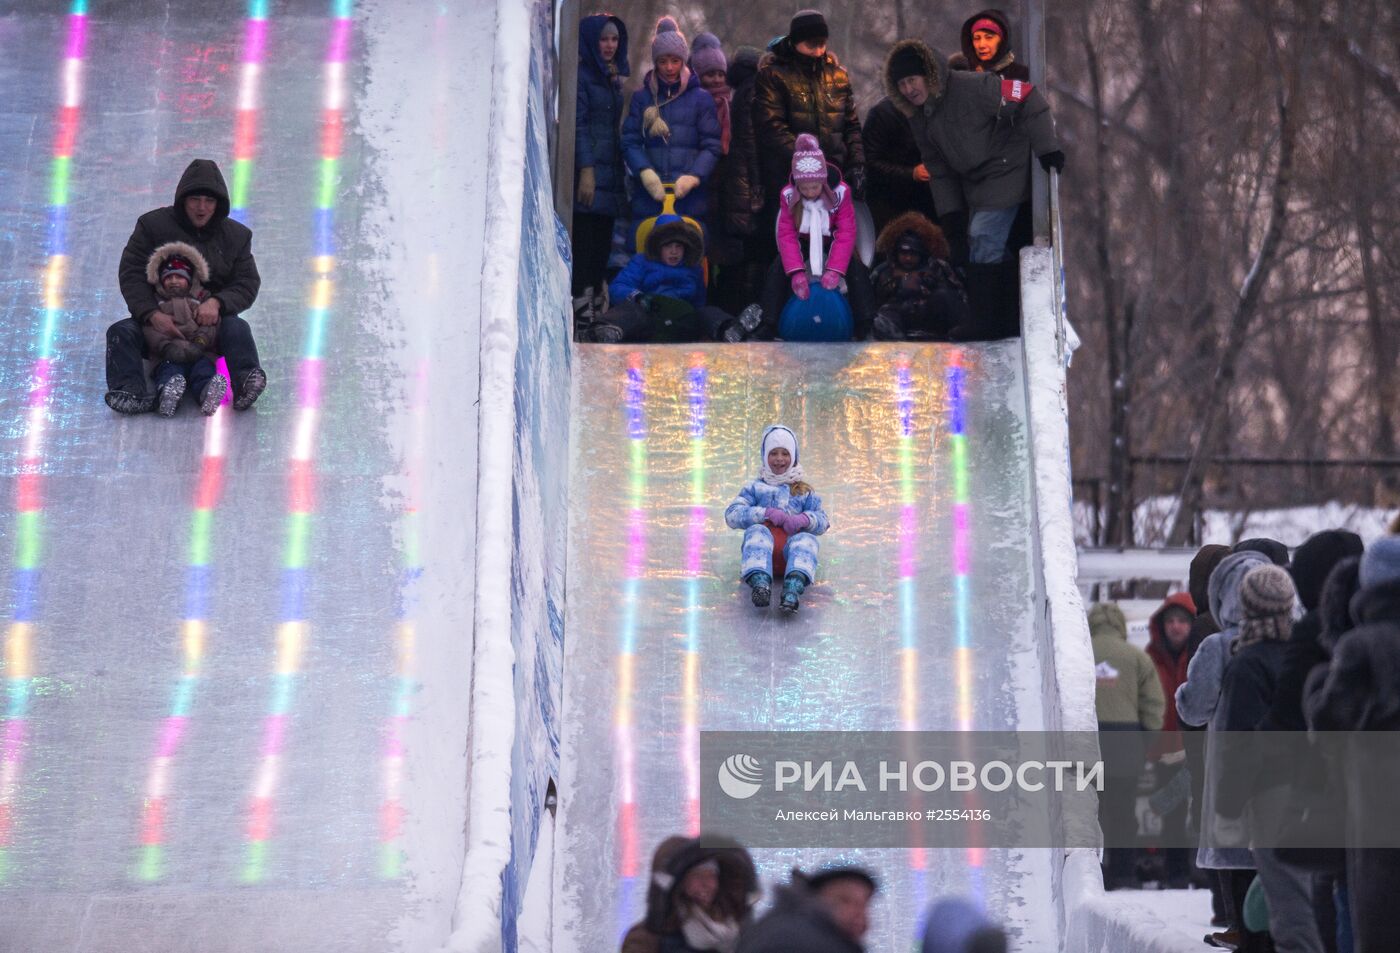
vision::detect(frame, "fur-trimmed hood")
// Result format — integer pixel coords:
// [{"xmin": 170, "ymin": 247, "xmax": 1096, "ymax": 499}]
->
[
  {"xmin": 145, "ymin": 241, "xmax": 211, "ymax": 293},
  {"xmin": 644, "ymin": 214, "xmax": 704, "ymax": 266},
  {"xmin": 882, "ymin": 39, "xmax": 946, "ymax": 117},
  {"xmin": 875, "ymin": 211, "xmax": 949, "ymax": 260}
]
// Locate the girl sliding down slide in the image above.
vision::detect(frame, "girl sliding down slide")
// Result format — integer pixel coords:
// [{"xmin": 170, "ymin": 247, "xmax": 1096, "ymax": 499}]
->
[{"xmin": 724, "ymin": 425, "xmax": 830, "ymax": 613}]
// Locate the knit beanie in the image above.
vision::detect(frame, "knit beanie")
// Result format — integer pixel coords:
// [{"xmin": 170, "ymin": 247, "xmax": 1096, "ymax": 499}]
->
[
  {"xmin": 760, "ymin": 425, "xmax": 799, "ymax": 467},
  {"xmin": 970, "ymin": 17, "xmax": 1004, "ymax": 38},
  {"xmin": 651, "ymin": 16, "xmax": 688, "ymax": 62},
  {"xmin": 889, "ymin": 45, "xmax": 926, "ymax": 84},
  {"xmin": 791, "ymin": 133, "xmax": 827, "ymax": 184},
  {"xmin": 788, "ymin": 9, "xmax": 829, "ymax": 46},
  {"xmin": 690, "ymin": 32, "xmax": 726, "ymax": 77},
  {"xmin": 1235, "ymin": 564, "xmax": 1297, "ymax": 654},
  {"xmin": 1359, "ymin": 535, "xmax": 1400, "ymax": 590},
  {"xmin": 160, "ymin": 255, "xmax": 194, "ymax": 283}
]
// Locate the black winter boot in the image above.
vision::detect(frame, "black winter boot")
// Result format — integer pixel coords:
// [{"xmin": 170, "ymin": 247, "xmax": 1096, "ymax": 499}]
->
[
  {"xmin": 779, "ymin": 573, "xmax": 806, "ymax": 613},
  {"xmin": 748, "ymin": 571, "xmax": 772, "ymax": 607}
]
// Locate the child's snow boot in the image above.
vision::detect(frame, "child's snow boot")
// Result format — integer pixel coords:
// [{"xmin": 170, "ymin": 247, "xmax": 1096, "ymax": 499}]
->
[
  {"xmin": 748, "ymin": 571, "xmax": 772, "ymax": 608},
  {"xmin": 157, "ymin": 374, "xmax": 187, "ymax": 417},
  {"xmin": 780, "ymin": 573, "xmax": 806, "ymax": 613},
  {"xmin": 200, "ymin": 374, "xmax": 229, "ymax": 415}
]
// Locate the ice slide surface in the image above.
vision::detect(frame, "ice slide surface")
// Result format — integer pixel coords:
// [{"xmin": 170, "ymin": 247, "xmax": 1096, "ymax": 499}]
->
[
  {"xmin": 0, "ymin": 3, "xmax": 491, "ymax": 950},
  {"xmin": 555, "ymin": 344, "xmax": 1060, "ymax": 952}
]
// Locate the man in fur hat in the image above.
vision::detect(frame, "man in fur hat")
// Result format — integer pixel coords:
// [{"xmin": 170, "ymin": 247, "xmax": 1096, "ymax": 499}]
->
[{"xmin": 107, "ymin": 158, "xmax": 266, "ymax": 414}]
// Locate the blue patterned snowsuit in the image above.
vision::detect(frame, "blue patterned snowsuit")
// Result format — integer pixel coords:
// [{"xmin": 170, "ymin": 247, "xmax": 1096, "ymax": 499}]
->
[{"xmin": 724, "ymin": 481, "xmax": 829, "ymax": 585}]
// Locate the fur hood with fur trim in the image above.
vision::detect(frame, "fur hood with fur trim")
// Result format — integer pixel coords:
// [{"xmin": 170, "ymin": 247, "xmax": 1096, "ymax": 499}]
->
[
  {"xmin": 882, "ymin": 39, "xmax": 947, "ymax": 118},
  {"xmin": 145, "ymin": 241, "xmax": 211, "ymax": 296},
  {"xmin": 875, "ymin": 211, "xmax": 950, "ymax": 260}
]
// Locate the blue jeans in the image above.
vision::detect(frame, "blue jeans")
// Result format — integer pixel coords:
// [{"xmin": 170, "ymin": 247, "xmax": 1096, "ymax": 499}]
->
[
  {"xmin": 968, "ymin": 207, "xmax": 1020, "ymax": 264},
  {"xmin": 154, "ymin": 357, "xmax": 217, "ymax": 400}
]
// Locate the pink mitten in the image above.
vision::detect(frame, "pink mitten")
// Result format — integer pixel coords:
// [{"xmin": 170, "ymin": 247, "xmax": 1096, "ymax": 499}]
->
[
  {"xmin": 790, "ymin": 272, "xmax": 810, "ymax": 301},
  {"xmin": 820, "ymin": 271, "xmax": 842, "ymax": 291},
  {"xmin": 764, "ymin": 507, "xmax": 786, "ymax": 526},
  {"xmin": 783, "ymin": 512, "xmax": 811, "ymax": 534}
]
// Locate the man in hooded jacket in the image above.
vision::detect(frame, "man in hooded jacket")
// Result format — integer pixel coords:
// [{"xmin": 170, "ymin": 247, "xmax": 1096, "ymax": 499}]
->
[
  {"xmin": 882, "ymin": 38, "xmax": 1062, "ymax": 341},
  {"xmin": 107, "ymin": 159, "xmax": 266, "ymax": 414}
]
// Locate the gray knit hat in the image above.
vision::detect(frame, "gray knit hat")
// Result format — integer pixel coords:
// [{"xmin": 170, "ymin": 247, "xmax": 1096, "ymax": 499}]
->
[
  {"xmin": 1235, "ymin": 564, "xmax": 1297, "ymax": 653},
  {"xmin": 1359, "ymin": 535, "xmax": 1400, "ymax": 590},
  {"xmin": 690, "ymin": 32, "xmax": 727, "ymax": 77},
  {"xmin": 651, "ymin": 16, "xmax": 689, "ymax": 63}
]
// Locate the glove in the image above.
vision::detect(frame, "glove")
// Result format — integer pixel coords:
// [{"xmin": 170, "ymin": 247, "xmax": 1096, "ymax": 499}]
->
[
  {"xmin": 638, "ymin": 168, "xmax": 666, "ymax": 202},
  {"xmin": 790, "ymin": 272, "xmax": 810, "ymax": 301},
  {"xmin": 1038, "ymin": 150, "xmax": 1065, "ymax": 174},
  {"xmin": 820, "ymin": 270, "xmax": 842, "ymax": 291},
  {"xmin": 912, "ymin": 163, "xmax": 931, "ymax": 183},
  {"xmin": 576, "ymin": 166, "xmax": 596, "ymax": 207},
  {"xmin": 764, "ymin": 507, "xmax": 787, "ymax": 526},
  {"xmin": 629, "ymin": 292, "xmax": 654, "ymax": 312},
  {"xmin": 847, "ymin": 166, "xmax": 866, "ymax": 200},
  {"xmin": 673, "ymin": 174, "xmax": 701, "ymax": 198},
  {"xmin": 781, "ymin": 512, "xmax": 811, "ymax": 534}
]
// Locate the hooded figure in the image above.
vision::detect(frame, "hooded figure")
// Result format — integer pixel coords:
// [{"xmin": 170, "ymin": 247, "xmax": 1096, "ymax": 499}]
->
[
  {"xmin": 575, "ymin": 14, "xmax": 630, "ymax": 220},
  {"xmin": 622, "ymin": 836, "xmax": 696, "ymax": 953},
  {"xmin": 870, "ymin": 211, "xmax": 968, "ymax": 340},
  {"xmin": 919, "ymin": 897, "xmax": 1007, "ymax": 953},
  {"xmin": 721, "ymin": 46, "xmax": 766, "ymax": 238},
  {"xmin": 725, "ymin": 425, "xmax": 829, "ymax": 613},
  {"xmin": 143, "ymin": 241, "xmax": 217, "ymax": 364},
  {"xmin": 642, "ymin": 837, "xmax": 759, "ymax": 953},
  {"xmin": 736, "ymin": 884, "xmax": 864, "ymax": 953},
  {"xmin": 609, "ymin": 214, "xmax": 706, "ymax": 307},
  {"xmin": 1176, "ymin": 549, "xmax": 1272, "ymax": 871},
  {"xmin": 109, "ymin": 158, "xmax": 265, "ymax": 412},
  {"xmin": 958, "ymin": 9, "xmax": 1030, "ymax": 81},
  {"xmin": 620, "ymin": 17, "xmax": 722, "ymax": 236},
  {"xmin": 1187, "ymin": 544, "xmax": 1232, "ymax": 654}
]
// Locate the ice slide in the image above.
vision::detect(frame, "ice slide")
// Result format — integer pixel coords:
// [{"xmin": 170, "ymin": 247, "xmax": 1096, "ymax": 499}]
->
[{"xmin": 0, "ymin": 1, "xmax": 1144, "ymax": 952}]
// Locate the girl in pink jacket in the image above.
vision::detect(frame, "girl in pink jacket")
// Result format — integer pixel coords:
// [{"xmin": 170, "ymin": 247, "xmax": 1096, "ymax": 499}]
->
[{"xmin": 756, "ymin": 133, "xmax": 875, "ymax": 339}]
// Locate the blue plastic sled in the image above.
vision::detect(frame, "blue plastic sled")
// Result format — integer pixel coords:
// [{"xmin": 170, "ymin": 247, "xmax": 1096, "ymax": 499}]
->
[{"xmin": 778, "ymin": 284, "xmax": 855, "ymax": 342}]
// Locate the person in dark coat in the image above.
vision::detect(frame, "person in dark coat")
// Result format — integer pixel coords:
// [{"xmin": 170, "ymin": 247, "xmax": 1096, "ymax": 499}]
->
[
  {"xmin": 870, "ymin": 211, "xmax": 968, "ymax": 340},
  {"xmin": 1233, "ymin": 537, "xmax": 1291, "ymax": 567},
  {"xmin": 957, "ymin": 10, "xmax": 1030, "ymax": 81},
  {"xmin": 622, "ymin": 835, "xmax": 694, "ymax": 953},
  {"xmin": 620, "ymin": 17, "xmax": 722, "ymax": 248},
  {"xmin": 108, "ymin": 158, "xmax": 265, "ymax": 414},
  {"xmin": 1216, "ymin": 565, "xmax": 1325, "ymax": 953},
  {"xmin": 1305, "ymin": 537, "xmax": 1400, "ymax": 953},
  {"xmin": 753, "ymin": 11, "xmax": 866, "ymax": 206},
  {"xmin": 882, "ymin": 38, "xmax": 1062, "ymax": 340},
  {"xmin": 919, "ymin": 897, "xmax": 1008, "ymax": 953},
  {"xmin": 1145, "ymin": 590, "xmax": 1199, "ymax": 888},
  {"xmin": 573, "ymin": 14, "xmax": 630, "ymax": 304},
  {"xmin": 863, "ymin": 45, "xmax": 938, "ymax": 236},
  {"xmin": 737, "ymin": 866, "xmax": 875, "ymax": 953},
  {"xmin": 716, "ymin": 46, "xmax": 768, "ymax": 312},
  {"xmin": 632, "ymin": 836, "xmax": 758, "ymax": 953}
]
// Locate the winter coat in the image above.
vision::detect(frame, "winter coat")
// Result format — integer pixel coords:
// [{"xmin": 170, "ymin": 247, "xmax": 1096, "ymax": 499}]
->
[
  {"xmin": 1088, "ymin": 603, "xmax": 1165, "ymax": 730},
  {"xmin": 1176, "ymin": 550, "xmax": 1270, "ymax": 869},
  {"xmin": 721, "ymin": 48, "xmax": 765, "ymax": 237},
  {"xmin": 1144, "ymin": 592, "xmax": 1197, "ymax": 763},
  {"xmin": 642, "ymin": 838, "xmax": 758, "ymax": 945},
  {"xmin": 621, "ymin": 836, "xmax": 693, "ymax": 953},
  {"xmin": 1214, "ymin": 637, "xmax": 1293, "ymax": 819},
  {"xmin": 775, "ymin": 167, "xmax": 856, "ymax": 279},
  {"xmin": 621, "ymin": 68, "xmax": 722, "ymax": 224},
  {"xmin": 725, "ymin": 480, "xmax": 829, "ymax": 536},
  {"xmin": 118, "ymin": 158, "xmax": 260, "ymax": 322},
  {"xmin": 575, "ymin": 14, "xmax": 630, "ymax": 218},
  {"xmin": 752, "ymin": 39, "xmax": 865, "ymax": 202},
  {"xmin": 609, "ymin": 214, "xmax": 706, "ymax": 308},
  {"xmin": 870, "ymin": 211, "xmax": 960, "ymax": 306},
  {"xmin": 862, "ymin": 95, "xmax": 938, "ymax": 231},
  {"xmin": 734, "ymin": 885, "xmax": 863, "ymax": 953},
  {"xmin": 886, "ymin": 40, "xmax": 1059, "ymax": 214},
  {"xmin": 1186, "ymin": 545, "xmax": 1231, "ymax": 656},
  {"xmin": 958, "ymin": 9, "xmax": 1031, "ymax": 81},
  {"xmin": 142, "ymin": 242, "xmax": 219, "ymax": 364}
]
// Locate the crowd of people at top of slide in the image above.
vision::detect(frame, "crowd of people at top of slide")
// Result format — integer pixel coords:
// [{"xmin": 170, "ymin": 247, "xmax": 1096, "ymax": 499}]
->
[
  {"xmin": 1087, "ymin": 518, "xmax": 1400, "ymax": 953},
  {"xmin": 570, "ymin": 8, "xmax": 1064, "ymax": 346},
  {"xmin": 618, "ymin": 834, "xmax": 1011, "ymax": 953}
]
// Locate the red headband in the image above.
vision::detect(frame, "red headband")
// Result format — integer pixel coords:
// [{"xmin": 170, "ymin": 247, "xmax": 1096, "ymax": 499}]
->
[{"xmin": 971, "ymin": 18, "xmax": 1003, "ymax": 38}]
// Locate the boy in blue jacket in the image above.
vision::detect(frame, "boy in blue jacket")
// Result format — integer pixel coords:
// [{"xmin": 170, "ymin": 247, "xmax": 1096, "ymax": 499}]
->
[{"xmin": 588, "ymin": 214, "xmax": 755, "ymax": 343}]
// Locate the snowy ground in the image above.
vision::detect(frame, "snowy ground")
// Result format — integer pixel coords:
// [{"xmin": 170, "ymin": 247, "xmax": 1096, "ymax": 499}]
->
[{"xmin": 1103, "ymin": 886, "xmax": 1218, "ymax": 948}]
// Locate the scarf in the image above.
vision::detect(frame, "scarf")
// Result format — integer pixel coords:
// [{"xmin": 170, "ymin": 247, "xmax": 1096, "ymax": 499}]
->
[
  {"xmin": 643, "ymin": 67, "xmax": 691, "ymax": 140},
  {"xmin": 708, "ymin": 85, "xmax": 733, "ymax": 154},
  {"xmin": 759, "ymin": 462, "xmax": 806, "ymax": 487},
  {"xmin": 680, "ymin": 909, "xmax": 741, "ymax": 953},
  {"xmin": 798, "ymin": 199, "xmax": 831, "ymax": 276}
]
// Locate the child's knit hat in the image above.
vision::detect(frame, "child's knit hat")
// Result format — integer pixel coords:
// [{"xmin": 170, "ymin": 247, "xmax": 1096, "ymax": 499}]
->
[
  {"xmin": 160, "ymin": 255, "xmax": 194, "ymax": 284},
  {"xmin": 691, "ymin": 32, "xmax": 727, "ymax": 77},
  {"xmin": 791, "ymin": 134, "xmax": 828, "ymax": 185},
  {"xmin": 651, "ymin": 16, "xmax": 688, "ymax": 62},
  {"xmin": 761, "ymin": 425, "xmax": 799, "ymax": 467}
]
